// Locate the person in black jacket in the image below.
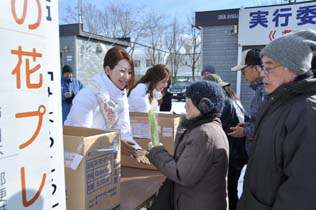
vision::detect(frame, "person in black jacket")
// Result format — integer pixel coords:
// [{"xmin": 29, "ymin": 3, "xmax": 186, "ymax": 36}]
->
[
  {"xmin": 238, "ymin": 29, "xmax": 316, "ymax": 210},
  {"xmin": 160, "ymin": 81, "xmax": 172, "ymax": 112},
  {"xmin": 229, "ymin": 49, "xmax": 266, "ymax": 158},
  {"xmin": 204, "ymin": 73, "xmax": 248, "ymax": 210}
]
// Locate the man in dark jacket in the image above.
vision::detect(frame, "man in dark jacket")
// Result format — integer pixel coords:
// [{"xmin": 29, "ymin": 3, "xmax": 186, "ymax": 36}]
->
[
  {"xmin": 160, "ymin": 82, "xmax": 172, "ymax": 112},
  {"xmin": 229, "ymin": 49, "xmax": 266, "ymax": 157},
  {"xmin": 61, "ymin": 65, "xmax": 83, "ymax": 123},
  {"xmin": 238, "ymin": 29, "xmax": 316, "ymax": 210}
]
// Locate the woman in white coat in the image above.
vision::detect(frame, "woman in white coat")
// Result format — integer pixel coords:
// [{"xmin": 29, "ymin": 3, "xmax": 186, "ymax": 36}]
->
[
  {"xmin": 64, "ymin": 46, "xmax": 149, "ymax": 164},
  {"xmin": 128, "ymin": 64, "xmax": 170, "ymax": 112}
]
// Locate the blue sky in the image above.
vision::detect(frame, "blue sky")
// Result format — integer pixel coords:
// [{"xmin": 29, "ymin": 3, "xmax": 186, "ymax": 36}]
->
[{"xmin": 58, "ymin": 0, "xmax": 260, "ymax": 24}]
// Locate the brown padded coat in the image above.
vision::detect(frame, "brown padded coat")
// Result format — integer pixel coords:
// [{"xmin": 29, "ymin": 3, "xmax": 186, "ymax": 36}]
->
[{"xmin": 149, "ymin": 117, "xmax": 229, "ymax": 210}]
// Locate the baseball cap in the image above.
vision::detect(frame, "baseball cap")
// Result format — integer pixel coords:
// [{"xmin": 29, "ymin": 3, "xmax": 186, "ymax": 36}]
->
[
  {"xmin": 231, "ymin": 49, "xmax": 262, "ymax": 71},
  {"xmin": 203, "ymin": 73, "xmax": 230, "ymax": 87}
]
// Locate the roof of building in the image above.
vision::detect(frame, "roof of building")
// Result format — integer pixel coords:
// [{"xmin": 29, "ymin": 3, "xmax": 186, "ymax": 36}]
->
[{"xmin": 59, "ymin": 23, "xmax": 130, "ymax": 48}]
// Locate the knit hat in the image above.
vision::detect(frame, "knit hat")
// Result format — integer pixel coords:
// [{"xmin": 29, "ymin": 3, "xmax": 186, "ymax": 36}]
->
[
  {"xmin": 203, "ymin": 73, "xmax": 230, "ymax": 87},
  {"xmin": 62, "ymin": 65, "xmax": 73, "ymax": 74},
  {"xmin": 185, "ymin": 80, "xmax": 225, "ymax": 115},
  {"xmin": 201, "ymin": 64, "xmax": 216, "ymax": 75},
  {"xmin": 260, "ymin": 29, "xmax": 316, "ymax": 75},
  {"xmin": 231, "ymin": 49, "xmax": 262, "ymax": 71}
]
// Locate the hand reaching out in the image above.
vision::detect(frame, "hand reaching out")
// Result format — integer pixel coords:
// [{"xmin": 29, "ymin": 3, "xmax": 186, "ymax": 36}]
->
[
  {"xmin": 121, "ymin": 140, "xmax": 150, "ymax": 165},
  {"xmin": 134, "ymin": 149, "xmax": 150, "ymax": 165},
  {"xmin": 228, "ymin": 125, "xmax": 245, "ymax": 138}
]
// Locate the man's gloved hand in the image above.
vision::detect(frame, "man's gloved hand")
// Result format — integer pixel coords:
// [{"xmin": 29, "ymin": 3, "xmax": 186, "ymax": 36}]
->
[
  {"xmin": 121, "ymin": 140, "xmax": 136, "ymax": 156},
  {"xmin": 121, "ymin": 140, "xmax": 150, "ymax": 165},
  {"xmin": 134, "ymin": 149, "xmax": 150, "ymax": 165}
]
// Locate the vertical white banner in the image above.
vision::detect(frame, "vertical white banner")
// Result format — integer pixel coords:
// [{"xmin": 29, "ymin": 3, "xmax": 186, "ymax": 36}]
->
[{"xmin": 0, "ymin": 1, "xmax": 66, "ymax": 210}]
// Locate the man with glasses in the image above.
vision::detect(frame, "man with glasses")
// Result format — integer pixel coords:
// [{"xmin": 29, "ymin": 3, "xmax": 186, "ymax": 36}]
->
[
  {"xmin": 229, "ymin": 49, "xmax": 266, "ymax": 157},
  {"xmin": 238, "ymin": 30, "xmax": 316, "ymax": 210}
]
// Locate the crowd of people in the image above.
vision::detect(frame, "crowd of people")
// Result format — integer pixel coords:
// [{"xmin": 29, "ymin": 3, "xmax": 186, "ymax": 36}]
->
[{"xmin": 61, "ymin": 29, "xmax": 316, "ymax": 210}]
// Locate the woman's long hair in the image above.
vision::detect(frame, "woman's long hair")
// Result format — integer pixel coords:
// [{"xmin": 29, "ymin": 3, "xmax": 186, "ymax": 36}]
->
[
  {"xmin": 103, "ymin": 46, "xmax": 135, "ymax": 89},
  {"xmin": 223, "ymin": 86, "xmax": 239, "ymax": 101},
  {"xmin": 128, "ymin": 64, "xmax": 170, "ymax": 103}
]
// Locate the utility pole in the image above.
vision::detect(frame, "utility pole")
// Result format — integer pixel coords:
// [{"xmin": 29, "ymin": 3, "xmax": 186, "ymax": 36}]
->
[{"xmin": 78, "ymin": 0, "xmax": 83, "ymax": 24}]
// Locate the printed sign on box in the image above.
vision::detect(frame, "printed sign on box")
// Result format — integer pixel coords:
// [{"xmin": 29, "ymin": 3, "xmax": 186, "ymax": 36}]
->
[
  {"xmin": 123, "ymin": 112, "xmax": 181, "ymax": 170},
  {"xmin": 63, "ymin": 126, "xmax": 120, "ymax": 210}
]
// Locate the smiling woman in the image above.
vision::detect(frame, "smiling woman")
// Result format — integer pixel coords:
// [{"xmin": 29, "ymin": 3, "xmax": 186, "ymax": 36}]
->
[
  {"xmin": 128, "ymin": 64, "xmax": 171, "ymax": 112},
  {"xmin": 64, "ymin": 46, "xmax": 151, "ymax": 165}
]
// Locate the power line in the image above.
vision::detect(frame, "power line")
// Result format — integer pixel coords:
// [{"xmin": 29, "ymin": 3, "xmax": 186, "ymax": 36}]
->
[{"xmin": 131, "ymin": 41, "xmax": 201, "ymax": 56}]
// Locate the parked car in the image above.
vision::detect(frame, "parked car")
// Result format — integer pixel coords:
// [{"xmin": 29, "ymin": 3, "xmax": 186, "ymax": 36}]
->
[{"xmin": 169, "ymin": 80, "xmax": 191, "ymax": 101}]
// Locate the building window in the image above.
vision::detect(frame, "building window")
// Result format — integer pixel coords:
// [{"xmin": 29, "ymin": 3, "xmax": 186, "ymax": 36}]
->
[{"xmin": 134, "ymin": 60, "xmax": 141, "ymax": 67}]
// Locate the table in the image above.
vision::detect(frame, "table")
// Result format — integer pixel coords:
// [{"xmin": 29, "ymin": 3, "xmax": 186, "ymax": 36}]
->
[{"xmin": 114, "ymin": 167, "xmax": 165, "ymax": 210}]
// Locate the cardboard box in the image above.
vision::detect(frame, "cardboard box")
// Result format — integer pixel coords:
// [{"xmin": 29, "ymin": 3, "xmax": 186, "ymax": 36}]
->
[
  {"xmin": 63, "ymin": 126, "xmax": 120, "ymax": 210},
  {"xmin": 122, "ymin": 112, "xmax": 181, "ymax": 170}
]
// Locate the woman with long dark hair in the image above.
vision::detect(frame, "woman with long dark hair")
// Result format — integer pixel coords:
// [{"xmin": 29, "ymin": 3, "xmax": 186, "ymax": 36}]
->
[{"xmin": 128, "ymin": 64, "xmax": 170, "ymax": 112}]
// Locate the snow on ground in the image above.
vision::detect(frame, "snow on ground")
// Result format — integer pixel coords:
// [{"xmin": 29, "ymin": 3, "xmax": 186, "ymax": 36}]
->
[{"xmin": 171, "ymin": 100, "xmax": 186, "ymax": 114}]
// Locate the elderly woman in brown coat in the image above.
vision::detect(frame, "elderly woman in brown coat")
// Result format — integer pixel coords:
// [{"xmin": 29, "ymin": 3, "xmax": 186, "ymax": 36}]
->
[{"xmin": 148, "ymin": 80, "xmax": 229, "ymax": 210}]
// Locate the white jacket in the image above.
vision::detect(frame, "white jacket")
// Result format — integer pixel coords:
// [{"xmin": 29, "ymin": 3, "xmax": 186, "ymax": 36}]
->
[
  {"xmin": 128, "ymin": 83, "xmax": 161, "ymax": 112},
  {"xmin": 64, "ymin": 71, "xmax": 141, "ymax": 149}
]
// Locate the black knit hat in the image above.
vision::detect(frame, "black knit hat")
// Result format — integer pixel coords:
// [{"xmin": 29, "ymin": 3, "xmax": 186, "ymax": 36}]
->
[
  {"xmin": 201, "ymin": 64, "xmax": 216, "ymax": 75},
  {"xmin": 62, "ymin": 65, "xmax": 73, "ymax": 74},
  {"xmin": 185, "ymin": 80, "xmax": 225, "ymax": 115}
]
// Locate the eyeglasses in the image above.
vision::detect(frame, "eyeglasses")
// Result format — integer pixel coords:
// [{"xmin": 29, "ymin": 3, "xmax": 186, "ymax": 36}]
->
[{"xmin": 262, "ymin": 64, "xmax": 283, "ymax": 74}]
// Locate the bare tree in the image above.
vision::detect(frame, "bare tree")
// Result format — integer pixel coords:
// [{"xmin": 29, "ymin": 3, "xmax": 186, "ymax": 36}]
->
[
  {"xmin": 143, "ymin": 11, "xmax": 169, "ymax": 66},
  {"xmin": 63, "ymin": 5, "xmax": 79, "ymax": 24},
  {"xmin": 63, "ymin": 3, "xmax": 103, "ymax": 34},
  {"xmin": 63, "ymin": 1, "xmax": 150, "ymax": 55},
  {"xmin": 165, "ymin": 17, "xmax": 186, "ymax": 81},
  {"xmin": 82, "ymin": 4, "xmax": 103, "ymax": 35},
  {"xmin": 98, "ymin": 1, "xmax": 149, "ymax": 56},
  {"xmin": 62, "ymin": 2, "xmax": 202, "ymax": 79},
  {"xmin": 183, "ymin": 14, "xmax": 201, "ymax": 81}
]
